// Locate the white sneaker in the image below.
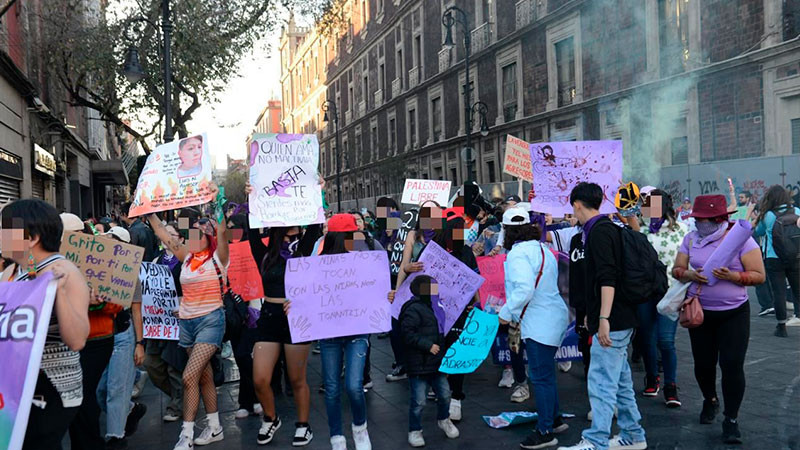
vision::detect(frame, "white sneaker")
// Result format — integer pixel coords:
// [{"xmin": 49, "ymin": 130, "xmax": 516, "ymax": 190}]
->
[
  {"xmin": 498, "ymin": 368, "xmax": 514, "ymax": 388},
  {"xmin": 449, "ymin": 399, "xmax": 462, "ymax": 421},
  {"xmin": 557, "ymin": 438, "xmax": 597, "ymax": 450},
  {"xmin": 331, "ymin": 435, "xmax": 347, "ymax": 450},
  {"xmin": 131, "ymin": 370, "xmax": 148, "ymax": 398},
  {"xmin": 788, "ymin": 302, "xmax": 795, "ymax": 311},
  {"xmin": 253, "ymin": 403, "xmax": 263, "ymax": 415},
  {"xmin": 438, "ymin": 418, "xmax": 459, "ymax": 438},
  {"xmin": 352, "ymin": 422, "xmax": 372, "ymax": 450},
  {"xmin": 174, "ymin": 434, "xmax": 194, "ymax": 450},
  {"xmin": 235, "ymin": 408, "xmax": 250, "ymax": 419},
  {"xmin": 511, "ymin": 383, "xmax": 530, "ymax": 403},
  {"xmin": 558, "ymin": 361, "xmax": 572, "ymax": 373},
  {"xmin": 193, "ymin": 426, "xmax": 223, "ymax": 445},
  {"xmin": 608, "ymin": 435, "xmax": 648, "ymax": 450},
  {"xmin": 408, "ymin": 430, "xmax": 425, "ymax": 447},
  {"xmin": 163, "ymin": 412, "xmax": 181, "ymax": 422},
  {"xmin": 786, "ymin": 317, "xmax": 800, "ymax": 327}
]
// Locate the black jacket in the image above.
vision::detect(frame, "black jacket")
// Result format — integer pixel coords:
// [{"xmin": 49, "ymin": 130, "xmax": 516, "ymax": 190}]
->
[{"xmin": 400, "ymin": 296, "xmax": 445, "ymax": 376}]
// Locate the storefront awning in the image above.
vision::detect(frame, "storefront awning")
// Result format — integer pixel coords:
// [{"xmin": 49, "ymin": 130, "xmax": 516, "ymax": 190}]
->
[{"xmin": 91, "ymin": 159, "xmax": 128, "ymax": 185}]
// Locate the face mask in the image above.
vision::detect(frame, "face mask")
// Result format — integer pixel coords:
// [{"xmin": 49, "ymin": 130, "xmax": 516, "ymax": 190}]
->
[
  {"xmin": 280, "ymin": 236, "xmax": 300, "ymax": 259},
  {"xmin": 422, "ymin": 229, "xmax": 436, "ymax": 243},
  {"xmin": 696, "ymin": 220, "xmax": 724, "ymax": 238}
]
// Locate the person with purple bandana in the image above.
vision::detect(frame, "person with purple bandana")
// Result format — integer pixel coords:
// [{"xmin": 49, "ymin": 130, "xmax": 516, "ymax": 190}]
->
[{"xmin": 672, "ymin": 194, "xmax": 765, "ymax": 445}]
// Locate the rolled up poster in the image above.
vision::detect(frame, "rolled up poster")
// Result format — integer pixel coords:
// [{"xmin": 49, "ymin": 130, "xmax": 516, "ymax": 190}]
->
[{"xmin": 704, "ymin": 220, "xmax": 753, "ymax": 287}]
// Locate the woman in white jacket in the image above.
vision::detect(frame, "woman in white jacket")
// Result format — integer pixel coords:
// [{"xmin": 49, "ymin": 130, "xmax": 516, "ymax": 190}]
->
[{"xmin": 498, "ymin": 207, "xmax": 570, "ymax": 450}]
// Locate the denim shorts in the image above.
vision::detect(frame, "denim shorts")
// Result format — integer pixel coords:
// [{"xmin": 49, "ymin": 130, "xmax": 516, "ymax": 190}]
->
[{"xmin": 179, "ymin": 308, "xmax": 225, "ymax": 348}]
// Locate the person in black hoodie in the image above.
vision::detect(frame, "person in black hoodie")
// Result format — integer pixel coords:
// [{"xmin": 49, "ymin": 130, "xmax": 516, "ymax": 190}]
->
[{"xmin": 400, "ymin": 275, "xmax": 460, "ymax": 448}]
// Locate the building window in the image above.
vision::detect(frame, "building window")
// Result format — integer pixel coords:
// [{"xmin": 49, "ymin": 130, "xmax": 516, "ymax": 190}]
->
[
  {"xmin": 658, "ymin": 0, "xmax": 689, "ymax": 77},
  {"xmin": 502, "ymin": 63, "xmax": 518, "ymax": 121},
  {"xmin": 348, "ymin": 70, "xmax": 355, "ymax": 114},
  {"xmin": 388, "ymin": 110, "xmax": 397, "ymax": 155},
  {"xmin": 355, "ymin": 127, "xmax": 362, "ymax": 167},
  {"xmin": 450, "ymin": 167, "xmax": 458, "ymax": 184},
  {"xmin": 361, "ymin": 0, "xmax": 369, "ymax": 27},
  {"xmin": 671, "ymin": 136, "xmax": 688, "ymax": 164},
  {"xmin": 792, "ymin": 118, "xmax": 800, "ymax": 154},
  {"xmin": 547, "ymin": 15, "xmax": 582, "ymax": 111},
  {"xmin": 432, "ymin": 97, "xmax": 442, "ymax": 142},
  {"xmin": 396, "ymin": 48, "xmax": 404, "ymax": 88},
  {"xmin": 486, "ymin": 160, "xmax": 496, "ymax": 183},
  {"xmin": 370, "ymin": 121, "xmax": 378, "ymax": 161},
  {"xmin": 434, "ymin": 166, "xmax": 443, "ymax": 180},
  {"xmin": 409, "ymin": 108, "xmax": 417, "ymax": 147},
  {"xmin": 556, "ymin": 38, "xmax": 575, "ymax": 107}
]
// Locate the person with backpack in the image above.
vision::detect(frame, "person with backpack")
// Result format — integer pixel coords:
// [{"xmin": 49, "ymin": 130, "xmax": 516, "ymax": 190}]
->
[
  {"xmin": 558, "ymin": 183, "xmax": 647, "ymax": 450},
  {"xmin": 753, "ymin": 185, "xmax": 800, "ymax": 335},
  {"xmin": 672, "ymin": 194, "xmax": 765, "ymax": 444}
]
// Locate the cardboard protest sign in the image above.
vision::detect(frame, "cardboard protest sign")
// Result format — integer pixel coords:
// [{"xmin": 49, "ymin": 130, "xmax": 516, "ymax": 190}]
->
[
  {"xmin": 503, "ymin": 135, "xmax": 533, "ymax": 182},
  {"xmin": 0, "ymin": 273, "xmax": 57, "ymax": 450},
  {"xmin": 61, "ymin": 231, "xmax": 144, "ymax": 307},
  {"xmin": 401, "ymin": 179, "xmax": 452, "ymax": 206},
  {"xmin": 248, "ymin": 134, "xmax": 325, "ymax": 228},
  {"xmin": 129, "ymin": 133, "xmax": 214, "ymax": 217},
  {"xmin": 476, "ymin": 255, "xmax": 506, "ymax": 312},
  {"xmin": 285, "ymin": 251, "xmax": 392, "ymax": 343},
  {"xmin": 227, "ymin": 241, "xmax": 265, "ymax": 301},
  {"xmin": 389, "ymin": 209, "xmax": 418, "ymax": 278},
  {"xmin": 491, "ymin": 321, "xmax": 583, "ymax": 365},
  {"xmin": 529, "ymin": 140, "xmax": 623, "ymax": 216},
  {"xmin": 439, "ymin": 308, "xmax": 499, "ymax": 374},
  {"xmin": 391, "ymin": 241, "xmax": 485, "ymax": 334},
  {"xmin": 139, "ymin": 262, "xmax": 179, "ymax": 340}
]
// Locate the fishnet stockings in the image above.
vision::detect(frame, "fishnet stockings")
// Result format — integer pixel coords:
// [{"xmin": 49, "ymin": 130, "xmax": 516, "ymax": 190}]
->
[{"xmin": 183, "ymin": 344, "xmax": 218, "ymax": 422}]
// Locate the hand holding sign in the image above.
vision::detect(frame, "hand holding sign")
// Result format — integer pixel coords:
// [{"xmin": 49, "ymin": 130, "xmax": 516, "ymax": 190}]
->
[{"xmin": 439, "ymin": 308, "xmax": 499, "ymax": 374}]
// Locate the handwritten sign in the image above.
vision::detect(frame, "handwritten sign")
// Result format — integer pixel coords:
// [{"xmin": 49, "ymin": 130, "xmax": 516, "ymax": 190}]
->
[
  {"xmin": 60, "ymin": 231, "xmax": 144, "ymax": 307},
  {"xmin": 391, "ymin": 241, "xmax": 485, "ymax": 334},
  {"xmin": 389, "ymin": 209, "xmax": 418, "ymax": 278},
  {"xmin": 139, "ymin": 262, "xmax": 179, "ymax": 340},
  {"xmin": 227, "ymin": 241, "xmax": 264, "ymax": 301},
  {"xmin": 529, "ymin": 140, "xmax": 623, "ymax": 216},
  {"xmin": 503, "ymin": 135, "xmax": 533, "ymax": 182},
  {"xmin": 248, "ymin": 134, "xmax": 325, "ymax": 228},
  {"xmin": 129, "ymin": 133, "xmax": 214, "ymax": 217},
  {"xmin": 401, "ymin": 179, "xmax": 452, "ymax": 206},
  {"xmin": 285, "ymin": 251, "xmax": 392, "ymax": 343},
  {"xmin": 0, "ymin": 274, "xmax": 57, "ymax": 450},
  {"xmin": 439, "ymin": 308, "xmax": 499, "ymax": 374},
  {"xmin": 476, "ymin": 255, "xmax": 506, "ymax": 312}
]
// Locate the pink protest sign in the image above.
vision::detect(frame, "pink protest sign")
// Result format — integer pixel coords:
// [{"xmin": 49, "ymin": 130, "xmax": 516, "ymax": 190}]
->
[
  {"xmin": 476, "ymin": 255, "xmax": 506, "ymax": 312},
  {"xmin": 227, "ymin": 241, "xmax": 265, "ymax": 301},
  {"xmin": 285, "ymin": 251, "xmax": 392, "ymax": 343},
  {"xmin": 529, "ymin": 140, "xmax": 623, "ymax": 216}
]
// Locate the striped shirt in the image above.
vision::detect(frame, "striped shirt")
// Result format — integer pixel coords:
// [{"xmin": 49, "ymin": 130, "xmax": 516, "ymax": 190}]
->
[{"xmin": 179, "ymin": 252, "xmax": 226, "ymax": 319}]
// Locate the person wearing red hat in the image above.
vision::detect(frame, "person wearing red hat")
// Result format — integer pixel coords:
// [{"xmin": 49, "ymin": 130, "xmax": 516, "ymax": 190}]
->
[{"xmin": 672, "ymin": 194, "xmax": 765, "ymax": 445}]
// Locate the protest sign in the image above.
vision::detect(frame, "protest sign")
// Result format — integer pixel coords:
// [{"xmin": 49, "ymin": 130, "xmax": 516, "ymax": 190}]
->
[
  {"xmin": 503, "ymin": 135, "xmax": 533, "ymax": 182},
  {"xmin": 476, "ymin": 255, "xmax": 506, "ymax": 312},
  {"xmin": 529, "ymin": 140, "xmax": 623, "ymax": 217},
  {"xmin": 439, "ymin": 308, "xmax": 499, "ymax": 374},
  {"xmin": 61, "ymin": 231, "xmax": 144, "ymax": 307},
  {"xmin": 391, "ymin": 241, "xmax": 485, "ymax": 334},
  {"xmin": 401, "ymin": 179, "xmax": 452, "ymax": 206},
  {"xmin": 129, "ymin": 133, "xmax": 214, "ymax": 217},
  {"xmin": 285, "ymin": 251, "xmax": 392, "ymax": 342},
  {"xmin": 139, "ymin": 262, "xmax": 179, "ymax": 340},
  {"xmin": 227, "ymin": 241, "xmax": 265, "ymax": 301},
  {"xmin": 0, "ymin": 273, "xmax": 57, "ymax": 450},
  {"xmin": 491, "ymin": 321, "xmax": 582, "ymax": 364},
  {"xmin": 389, "ymin": 209, "xmax": 418, "ymax": 278},
  {"xmin": 248, "ymin": 134, "xmax": 325, "ymax": 228}
]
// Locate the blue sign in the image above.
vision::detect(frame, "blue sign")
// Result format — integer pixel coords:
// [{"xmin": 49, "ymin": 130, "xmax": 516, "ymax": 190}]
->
[
  {"xmin": 491, "ymin": 321, "xmax": 583, "ymax": 365},
  {"xmin": 439, "ymin": 308, "xmax": 500, "ymax": 374}
]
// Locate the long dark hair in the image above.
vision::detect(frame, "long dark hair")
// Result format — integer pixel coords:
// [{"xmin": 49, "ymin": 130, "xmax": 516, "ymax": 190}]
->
[
  {"xmin": 433, "ymin": 217, "xmax": 467, "ymax": 255},
  {"xmin": 321, "ymin": 231, "xmax": 350, "ymax": 255},
  {"xmin": 757, "ymin": 185, "xmax": 793, "ymax": 225},
  {"xmin": 262, "ymin": 226, "xmax": 296, "ymax": 272},
  {"xmin": 503, "ymin": 224, "xmax": 543, "ymax": 251},
  {"xmin": 650, "ymin": 189, "xmax": 678, "ymax": 231}
]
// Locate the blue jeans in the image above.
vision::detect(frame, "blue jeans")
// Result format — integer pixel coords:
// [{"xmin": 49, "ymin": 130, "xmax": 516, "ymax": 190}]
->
[
  {"xmin": 97, "ymin": 325, "xmax": 136, "ymax": 439},
  {"xmin": 525, "ymin": 339, "xmax": 560, "ymax": 434},
  {"xmin": 637, "ymin": 301, "xmax": 678, "ymax": 385},
  {"xmin": 408, "ymin": 374, "xmax": 451, "ymax": 432},
  {"xmin": 320, "ymin": 335, "xmax": 369, "ymax": 437},
  {"xmin": 583, "ymin": 329, "xmax": 646, "ymax": 450}
]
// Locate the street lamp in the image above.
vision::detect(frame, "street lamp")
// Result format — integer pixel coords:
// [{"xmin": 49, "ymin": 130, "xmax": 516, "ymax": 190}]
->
[
  {"xmin": 122, "ymin": 0, "xmax": 174, "ymax": 143},
  {"xmin": 322, "ymin": 100, "xmax": 342, "ymax": 212},
  {"xmin": 472, "ymin": 101, "xmax": 490, "ymax": 137}
]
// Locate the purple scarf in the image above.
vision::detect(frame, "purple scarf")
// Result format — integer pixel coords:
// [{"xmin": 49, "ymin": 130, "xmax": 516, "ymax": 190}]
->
[
  {"xmin": 581, "ymin": 214, "xmax": 605, "ymax": 246},
  {"xmin": 159, "ymin": 252, "xmax": 180, "ymax": 271},
  {"xmin": 648, "ymin": 217, "xmax": 666, "ymax": 234},
  {"xmin": 430, "ymin": 294, "xmax": 447, "ymax": 335}
]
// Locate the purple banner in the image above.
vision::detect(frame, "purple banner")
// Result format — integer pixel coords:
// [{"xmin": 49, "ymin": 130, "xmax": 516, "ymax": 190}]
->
[
  {"xmin": 285, "ymin": 251, "xmax": 392, "ymax": 342},
  {"xmin": 0, "ymin": 273, "xmax": 57, "ymax": 450},
  {"xmin": 391, "ymin": 241, "xmax": 485, "ymax": 334}
]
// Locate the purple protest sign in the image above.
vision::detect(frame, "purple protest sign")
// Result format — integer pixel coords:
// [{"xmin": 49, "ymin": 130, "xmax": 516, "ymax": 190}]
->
[
  {"xmin": 530, "ymin": 140, "xmax": 623, "ymax": 216},
  {"xmin": 0, "ymin": 273, "xmax": 57, "ymax": 450},
  {"xmin": 702, "ymin": 220, "xmax": 754, "ymax": 286},
  {"xmin": 391, "ymin": 241, "xmax": 485, "ymax": 334},
  {"xmin": 285, "ymin": 251, "xmax": 392, "ymax": 342}
]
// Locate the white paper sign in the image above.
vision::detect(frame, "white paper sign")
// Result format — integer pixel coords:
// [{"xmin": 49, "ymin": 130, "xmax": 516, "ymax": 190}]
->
[
  {"xmin": 401, "ymin": 179, "xmax": 452, "ymax": 206},
  {"xmin": 139, "ymin": 262, "xmax": 180, "ymax": 340}
]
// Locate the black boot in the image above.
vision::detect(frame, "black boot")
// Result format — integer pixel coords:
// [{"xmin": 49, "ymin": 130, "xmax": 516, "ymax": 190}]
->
[
  {"xmin": 700, "ymin": 398, "xmax": 719, "ymax": 424},
  {"xmin": 722, "ymin": 417, "xmax": 742, "ymax": 444}
]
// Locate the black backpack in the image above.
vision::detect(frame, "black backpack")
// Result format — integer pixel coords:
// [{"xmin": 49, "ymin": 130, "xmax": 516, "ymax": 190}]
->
[
  {"xmin": 772, "ymin": 208, "xmax": 800, "ymax": 263},
  {"xmin": 616, "ymin": 225, "xmax": 669, "ymax": 304}
]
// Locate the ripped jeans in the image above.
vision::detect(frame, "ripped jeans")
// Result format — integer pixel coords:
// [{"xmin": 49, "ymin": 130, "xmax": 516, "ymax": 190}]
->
[{"xmin": 320, "ymin": 335, "xmax": 369, "ymax": 437}]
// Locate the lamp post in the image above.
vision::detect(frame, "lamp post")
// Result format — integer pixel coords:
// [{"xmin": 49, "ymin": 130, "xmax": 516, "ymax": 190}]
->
[
  {"xmin": 122, "ymin": 0, "xmax": 174, "ymax": 143},
  {"xmin": 322, "ymin": 100, "xmax": 342, "ymax": 211},
  {"xmin": 471, "ymin": 101, "xmax": 490, "ymax": 137}
]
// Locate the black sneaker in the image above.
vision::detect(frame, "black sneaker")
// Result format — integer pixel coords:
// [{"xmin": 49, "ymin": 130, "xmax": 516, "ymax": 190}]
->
[
  {"xmin": 377, "ymin": 332, "xmax": 390, "ymax": 339},
  {"xmin": 520, "ymin": 430, "xmax": 558, "ymax": 449},
  {"xmin": 700, "ymin": 398, "xmax": 720, "ymax": 424},
  {"xmin": 292, "ymin": 422, "xmax": 313, "ymax": 447},
  {"xmin": 318, "ymin": 384, "xmax": 326, "ymax": 394},
  {"xmin": 257, "ymin": 415, "xmax": 282, "ymax": 445},
  {"xmin": 664, "ymin": 383, "xmax": 682, "ymax": 408},
  {"xmin": 775, "ymin": 324, "xmax": 788, "ymax": 337},
  {"xmin": 125, "ymin": 403, "xmax": 147, "ymax": 437},
  {"xmin": 106, "ymin": 437, "xmax": 127, "ymax": 450},
  {"xmin": 552, "ymin": 416, "xmax": 569, "ymax": 434},
  {"xmin": 722, "ymin": 417, "xmax": 742, "ymax": 444},
  {"xmin": 385, "ymin": 365, "xmax": 407, "ymax": 382},
  {"xmin": 643, "ymin": 375, "xmax": 660, "ymax": 397},
  {"xmin": 758, "ymin": 307, "xmax": 775, "ymax": 317}
]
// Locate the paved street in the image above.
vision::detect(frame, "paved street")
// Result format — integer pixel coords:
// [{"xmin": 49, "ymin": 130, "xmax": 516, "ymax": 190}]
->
[{"xmin": 108, "ymin": 296, "xmax": 800, "ymax": 450}]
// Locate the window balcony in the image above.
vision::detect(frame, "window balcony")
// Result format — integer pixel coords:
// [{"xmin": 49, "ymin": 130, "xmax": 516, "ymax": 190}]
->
[
  {"xmin": 374, "ymin": 89, "xmax": 384, "ymax": 107},
  {"xmin": 391, "ymin": 77, "xmax": 402, "ymax": 98},
  {"xmin": 345, "ymin": 110, "xmax": 352, "ymax": 124},
  {"xmin": 471, "ymin": 22, "xmax": 490, "ymax": 54},
  {"xmin": 515, "ymin": 0, "xmax": 537, "ymax": 30},
  {"xmin": 408, "ymin": 66, "xmax": 420, "ymax": 89},
  {"xmin": 357, "ymin": 100, "xmax": 366, "ymax": 118},
  {"xmin": 438, "ymin": 47, "xmax": 452, "ymax": 73}
]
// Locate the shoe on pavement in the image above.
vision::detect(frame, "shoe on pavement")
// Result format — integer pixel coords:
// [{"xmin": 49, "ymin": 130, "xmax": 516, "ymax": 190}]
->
[
  {"xmin": 557, "ymin": 438, "xmax": 597, "ymax": 450},
  {"xmin": 520, "ymin": 430, "xmax": 557, "ymax": 449},
  {"xmin": 642, "ymin": 376, "xmax": 660, "ymax": 397},
  {"xmin": 386, "ymin": 366, "xmax": 408, "ymax": 382},
  {"xmin": 449, "ymin": 399, "xmax": 462, "ymax": 421},
  {"xmin": 331, "ymin": 435, "xmax": 347, "ymax": 450},
  {"xmin": 106, "ymin": 437, "xmax": 127, "ymax": 450},
  {"xmin": 363, "ymin": 379, "xmax": 374, "ymax": 391},
  {"xmin": 608, "ymin": 435, "xmax": 647, "ymax": 450},
  {"xmin": 757, "ymin": 307, "xmax": 775, "ymax": 317},
  {"xmin": 786, "ymin": 317, "xmax": 800, "ymax": 327},
  {"xmin": 438, "ymin": 418, "xmax": 460, "ymax": 438},
  {"xmin": 552, "ymin": 416, "xmax": 569, "ymax": 434},
  {"xmin": 408, "ymin": 431, "xmax": 425, "ymax": 447},
  {"xmin": 511, "ymin": 383, "xmax": 531, "ymax": 403},
  {"xmin": 352, "ymin": 422, "xmax": 372, "ymax": 450},
  {"xmin": 499, "ymin": 368, "xmax": 514, "ymax": 388},
  {"xmin": 257, "ymin": 416, "xmax": 282, "ymax": 445},
  {"xmin": 722, "ymin": 417, "xmax": 742, "ymax": 444},
  {"xmin": 427, "ymin": 389, "xmax": 436, "ymax": 400},
  {"xmin": 164, "ymin": 412, "xmax": 181, "ymax": 422},
  {"xmin": 194, "ymin": 426, "xmax": 224, "ymax": 446},
  {"xmin": 253, "ymin": 403, "xmax": 263, "ymax": 415},
  {"xmin": 557, "ymin": 361, "xmax": 572, "ymax": 373},
  {"xmin": 775, "ymin": 324, "xmax": 788, "ymax": 337},
  {"xmin": 235, "ymin": 408, "xmax": 250, "ymax": 419},
  {"xmin": 292, "ymin": 422, "xmax": 313, "ymax": 447},
  {"xmin": 131, "ymin": 370, "xmax": 148, "ymax": 398},
  {"xmin": 173, "ymin": 434, "xmax": 194, "ymax": 450},
  {"xmin": 700, "ymin": 398, "xmax": 720, "ymax": 424},
  {"xmin": 788, "ymin": 302, "xmax": 795, "ymax": 311},
  {"xmin": 312, "ymin": 342, "xmax": 321, "ymax": 354},
  {"xmin": 664, "ymin": 383, "xmax": 681, "ymax": 408},
  {"xmin": 125, "ymin": 403, "xmax": 147, "ymax": 437}
]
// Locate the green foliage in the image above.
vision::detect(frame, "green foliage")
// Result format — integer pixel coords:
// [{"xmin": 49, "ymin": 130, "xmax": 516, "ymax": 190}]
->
[{"xmin": 223, "ymin": 168, "xmax": 248, "ymax": 205}]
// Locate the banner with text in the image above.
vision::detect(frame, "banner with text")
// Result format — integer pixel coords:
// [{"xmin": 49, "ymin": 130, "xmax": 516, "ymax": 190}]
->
[
  {"xmin": 0, "ymin": 273, "xmax": 57, "ymax": 450},
  {"xmin": 491, "ymin": 321, "xmax": 583, "ymax": 365},
  {"xmin": 503, "ymin": 135, "xmax": 533, "ymax": 182},
  {"xmin": 476, "ymin": 255, "xmax": 506, "ymax": 312},
  {"xmin": 389, "ymin": 209, "xmax": 418, "ymax": 278},
  {"xmin": 439, "ymin": 308, "xmax": 499, "ymax": 374},
  {"xmin": 227, "ymin": 241, "xmax": 265, "ymax": 301},
  {"xmin": 285, "ymin": 251, "xmax": 392, "ymax": 343},
  {"xmin": 401, "ymin": 179, "xmax": 452, "ymax": 206},
  {"xmin": 61, "ymin": 231, "xmax": 144, "ymax": 307},
  {"xmin": 249, "ymin": 134, "xmax": 325, "ymax": 228},
  {"xmin": 129, "ymin": 133, "xmax": 214, "ymax": 217},
  {"xmin": 139, "ymin": 262, "xmax": 179, "ymax": 340}
]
